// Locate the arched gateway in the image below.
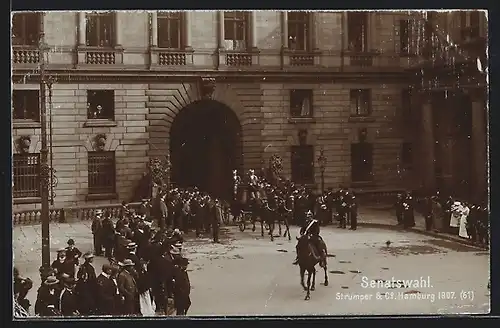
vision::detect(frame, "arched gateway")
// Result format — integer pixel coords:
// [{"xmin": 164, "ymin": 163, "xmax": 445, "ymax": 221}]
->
[{"xmin": 170, "ymin": 100, "xmax": 242, "ymax": 201}]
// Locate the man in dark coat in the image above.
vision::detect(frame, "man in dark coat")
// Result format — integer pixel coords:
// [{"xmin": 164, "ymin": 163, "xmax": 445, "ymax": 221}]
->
[
  {"xmin": 173, "ymin": 257, "xmax": 191, "ymax": 315},
  {"xmin": 101, "ymin": 214, "xmax": 115, "ymax": 260},
  {"xmin": 65, "ymin": 239, "xmax": 82, "ymax": 267},
  {"xmin": 91, "ymin": 210, "xmax": 103, "ymax": 256},
  {"xmin": 35, "ymin": 276, "xmax": 62, "ymax": 316},
  {"xmin": 59, "ymin": 277, "xmax": 79, "ymax": 316},
  {"xmin": 402, "ymin": 192, "xmax": 416, "ymax": 228},
  {"xmin": 76, "ymin": 252, "xmax": 98, "ymax": 315},
  {"xmin": 126, "ymin": 242, "xmax": 142, "ymax": 276},
  {"xmin": 211, "ymin": 200, "xmax": 220, "ymax": 243},
  {"xmin": 14, "ymin": 267, "xmax": 33, "ymax": 313},
  {"xmin": 395, "ymin": 193, "xmax": 404, "ymax": 225},
  {"xmin": 96, "ymin": 263, "xmax": 120, "ymax": 315},
  {"xmin": 117, "ymin": 259, "xmax": 140, "ymax": 315},
  {"xmin": 51, "ymin": 249, "xmax": 75, "ymax": 280}
]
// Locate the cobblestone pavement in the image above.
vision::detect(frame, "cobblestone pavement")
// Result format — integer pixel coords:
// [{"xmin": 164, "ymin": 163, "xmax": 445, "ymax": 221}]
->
[{"xmin": 13, "ymin": 211, "xmax": 490, "ymax": 316}]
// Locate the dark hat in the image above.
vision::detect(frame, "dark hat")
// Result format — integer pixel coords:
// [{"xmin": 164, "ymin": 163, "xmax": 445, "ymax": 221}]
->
[
  {"xmin": 83, "ymin": 251, "xmax": 94, "ymax": 259},
  {"xmin": 178, "ymin": 257, "xmax": 189, "ymax": 266},
  {"xmin": 67, "ymin": 239, "xmax": 75, "ymax": 245},
  {"xmin": 44, "ymin": 276, "xmax": 59, "ymax": 286},
  {"xmin": 95, "ymin": 209, "xmax": 103, "ymax": 215}
]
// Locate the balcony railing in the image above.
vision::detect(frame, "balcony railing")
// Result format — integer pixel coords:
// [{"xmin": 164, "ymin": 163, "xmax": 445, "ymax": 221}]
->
[
  {"xmin": 86, "ymin": 50, "xmax": 116, "ymax": 65},
  {"xmin": 289, "ymin": 54, "xmax": 314, "ymax": 66},
  {"xmin": 226, "ymin": 53, "xmax": 252, "ymax": 67},
  {"xmin": 12, "ymin": 46, "xmax": 40, "ymax": 64},
  {"xmin": 159, "ymin": 52, "xmax": 187, "ymax": 66},
  {"xmin": 13, "ymin": 202, "xmax": 142, "ymax": 226}
]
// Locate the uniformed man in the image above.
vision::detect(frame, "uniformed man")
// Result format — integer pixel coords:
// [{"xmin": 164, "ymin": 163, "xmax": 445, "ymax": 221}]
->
[
  {"xmin": 101, "ymin": 214, "xmax": 115, "ymax": 260},
  {"xmin": 96, "ymin": 263, "xmax": 120, "ymax": 315},
  {"xmin": 402, "ymin": 191, "xmax": 416, "ymax": 228},
  {"xmin": 292, "ymin": 210, "xmax": 314, "ymax": 265},
  {"xmin": 211, "ymin": 199, "xmax": 220, "ymax": 243},
  {"xmin": 173, "ymin": 257, "xmax": 191, "ymax": 315},
  {"xmin": 337, "ymin": 195, "xmax": 349, "ymax": 229},
  {"xmin": 60, "ymin": 276, "xmax": 79, "ymax": 316},
  {"xmin": 126, "ymin": 242, "xmax": 142, "ymax": 275},
  {"xmin": 395, "ymin": 193, "xmax": 403, "ymax": 225}
]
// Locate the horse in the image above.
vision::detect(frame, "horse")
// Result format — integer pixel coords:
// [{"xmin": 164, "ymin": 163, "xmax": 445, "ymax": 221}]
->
[
  {"xmin": 276, "ymin": 195, "xmax": 293, "ymax": 240},
  {"xmin": 297, "ymin": 236, "xmax": 329, "ymax": 300}
]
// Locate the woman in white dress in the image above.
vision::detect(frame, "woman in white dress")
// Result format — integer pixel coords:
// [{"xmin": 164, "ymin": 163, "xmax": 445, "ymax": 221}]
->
[
  {"xmin": 449, "ymin": 201, "xmax": 462, "ymax": 231},
  {"xmin": 458, "ymin": 203, "xmax": 470, "ymax": 239}
]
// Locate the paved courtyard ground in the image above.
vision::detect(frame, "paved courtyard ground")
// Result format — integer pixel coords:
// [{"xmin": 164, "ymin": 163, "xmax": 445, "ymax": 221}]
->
[{"xmin": 13, "ymin": 209, "xmax": 490, "ymax": 316}]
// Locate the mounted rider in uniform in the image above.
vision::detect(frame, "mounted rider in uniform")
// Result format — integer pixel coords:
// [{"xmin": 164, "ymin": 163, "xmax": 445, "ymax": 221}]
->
[{"xmin": 292, "ymin": 210, "xmax": 326, "ymax": 265}]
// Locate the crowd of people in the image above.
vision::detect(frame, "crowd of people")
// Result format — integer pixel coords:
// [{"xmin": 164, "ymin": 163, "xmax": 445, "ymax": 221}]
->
[{"xmin": 16, "ymin": 203, "xmax": 196, "ymax": 317}]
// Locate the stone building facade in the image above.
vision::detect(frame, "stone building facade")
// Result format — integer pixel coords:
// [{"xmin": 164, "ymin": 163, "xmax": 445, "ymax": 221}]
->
[{"xmin": 11, "ymin": 10, "xmax": 488, "ymax": 211}]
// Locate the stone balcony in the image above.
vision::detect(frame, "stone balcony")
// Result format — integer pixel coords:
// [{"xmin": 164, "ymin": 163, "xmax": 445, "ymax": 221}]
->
[
  {"xmin": 150, "ymin": 47, "xmax": 194, "ymax": 70},
  {"xmin": 12, "ymin": 46, "xmax": 40, "ymax": 67},
  {"xmin": 76, "ymin": 46, "xmax": 124, "ymax": 68}
]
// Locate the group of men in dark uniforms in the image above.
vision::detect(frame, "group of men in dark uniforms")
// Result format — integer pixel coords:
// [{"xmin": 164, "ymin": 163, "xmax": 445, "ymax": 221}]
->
[
  {"xmin": 315, "ymin": 187, "xmax": 358, "ymax": 230},
  {"xmin": 394, "ymin": 191, "xmax": 417, "ymax": 229},
  {"xmin": 31, "ymin": 205, "xmax": 192, "ymax": 317}
]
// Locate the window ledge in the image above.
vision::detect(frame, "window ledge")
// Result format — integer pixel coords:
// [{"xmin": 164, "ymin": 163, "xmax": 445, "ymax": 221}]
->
[
  {"xmin": 348, "ymin": 116, "xmax": 375, "ymax": 123},
  {"xmin": 84, "ymin": 120, "xmax": 117, "ymax": 128},
  {"xmin": 14, "ymin": 197, "xmax": 41, "ymax": 205},
  {"xmin": 13, "ymin": 121, "xmax": 41, "ymax": 129},
  {"xmin": 86, "ymin": 193, "xmax": 118, "ymax": 201},
  {"xmin": 288, "ymin": 117, "xmax": 315, "ymax": 124}
]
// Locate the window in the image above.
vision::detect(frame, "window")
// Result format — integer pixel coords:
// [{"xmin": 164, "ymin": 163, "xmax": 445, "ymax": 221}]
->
[
  {"xmin": 158, "ymin": 12, "xmax": 182, "ymax": 49},
  {"xmin": 291, "ymin": 145, "xmax": 314, "ymax": 184},
  {"xmin": 87, "ymin": 90, "xmax": 115, "ymax": 120},
  {"xmin": 351, "ymin": 143, "xmax": 373, "ymax": 182},
  {"xmin": 288, "ymin": 12, "xmax": 310, "ymax": 51},
  {"xmin": 88, "ymin": 151, "xmax": 116, "ymax": 195},
  {"xmin": 401, "ymin": 88, "xmax": 411, "ymax": 119},
  {"xmin": 347, "ymin": 12, "xmax": 368, "ymax": 52},
  {"xmin": 13, "ymin": 153, "xmax": 40, "ymax": 199},
  {"xmin": 224, "ymin": 11, "xmax": 248, "ymax": 51},
  {"xmin": 401, "ymin": 142, "xmax": 412, "ymax": 169},
  {"xmin": 290, "ymin": 89, "xmax": 313, "ymax": 118},
  {"xmin": 399, "ymin": 20, "xmax": 410, "ymax": 55},
  {"xmin": 350, "ymin": 89, "xmax": 371, "ymax": 116},
  {"xmin": 13, "ymin": 90, "xmax": 40, "ymax": 121},
  {"xmin": 86, "ymin": 12, "xmax": 115, "ymax": 47},
  {"xmin": 12, "ymin": 13, "xmax": 40, "ymax": 46}
]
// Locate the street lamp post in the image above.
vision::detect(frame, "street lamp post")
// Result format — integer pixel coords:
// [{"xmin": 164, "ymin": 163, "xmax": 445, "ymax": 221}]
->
[
  {"xmin": 317, "ymin": 147, "xmax": 327, "ymax": 194},
  {"xmin": 38, "ymin": 32, "xmax": 51, "ymax": 271}
]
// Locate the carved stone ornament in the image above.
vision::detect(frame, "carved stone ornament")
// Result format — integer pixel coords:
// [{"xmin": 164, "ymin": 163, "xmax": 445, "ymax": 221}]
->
[
  {"xmin": 358, "ymin": 128, "xmax": 368, "ymax": 143},
  {"xmin": 18, "ymin": 136, "xmax": 31, "ymax": 153},
  {"xmin": 94, "ymin": 133, "xmax": 107, "ymax": 151},
  {"xmin": 298, "ymin": 129, "xmax": 308, "ymax": 145},
  {"xmin": 200, "ymin": 77, "xmax": 217, "ymax": 100}
]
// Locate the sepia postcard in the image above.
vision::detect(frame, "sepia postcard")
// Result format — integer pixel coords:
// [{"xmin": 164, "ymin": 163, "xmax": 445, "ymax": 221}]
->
[{"xmin": 11, "ymin": 9, "xmax": 490, "ymax": 318}]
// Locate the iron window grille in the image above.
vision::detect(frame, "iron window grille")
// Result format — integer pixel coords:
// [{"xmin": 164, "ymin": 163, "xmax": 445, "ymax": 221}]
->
[
  {"xmin": 347, "ymin": 12, "xmax": 368, "ymax": 52},
  {"xmin": 12, "ymin": 13, "xmax": 40, "ymax": 46},
  {"xmin": 291, "ymin": 145, "xmax": 314, "ymax": 184},
  {"xmin": 87, "ymin": 90, "xmax": 115, "ymax": 120},
  {"xmin": 86, "ymin": 12, "xmax": 115, "ymax": 47},
  {"xmin": 350, "ymin": 89, "xmax": 372, "ymax": 117},
  {"xmin": 288, "ymin": 12, "xmax": 310, "ymax": 51},
  {"xmin": 290, "ymin": 89, "xmax": 313, "ymax": 118},
  {"xmin": 224, "ymin": 11, "xmax": 249, "ymax": 51},
  {"xmin": 158, "ymin": 12, "xmax": 183, "ymax": 49},
  {"xmin": 13, "ymin": 90, "xmax": 40, "ymax": 121},
  {"xmin": 13, "ymin": 153, "xmax": 41, "ymax": 198},
  {"xmin": 88, "ymin": 151, "xmax": 116, "ymax": 195}
]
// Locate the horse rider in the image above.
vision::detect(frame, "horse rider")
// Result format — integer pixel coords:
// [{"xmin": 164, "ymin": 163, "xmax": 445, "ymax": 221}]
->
[
  {"xmin": 292, "ymin": 210, "xmax": 326, "ymax": 265},
  {"xmin": 248, "ymin": 169, "xmax": 259, "ymax": 199}
]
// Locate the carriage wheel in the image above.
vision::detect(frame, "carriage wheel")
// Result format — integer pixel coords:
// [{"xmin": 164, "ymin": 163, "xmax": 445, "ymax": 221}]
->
[{"xmin": 239, "ymin": 219, "xmax": 246, "ymax": 232}]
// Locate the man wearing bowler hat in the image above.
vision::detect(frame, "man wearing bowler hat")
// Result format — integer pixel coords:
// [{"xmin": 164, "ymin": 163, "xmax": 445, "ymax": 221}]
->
[
  {"xmin": 96, "ymin": 263, "xmax": 120, "ymax": 315},
  {"xmin": 91, "ymin": 210, "xmax": 104, "ymax": 256},
  {"xmin": 59, "ymin": 276, "xmax": 79, "ymax": 316},
  {"xmin": 35, "ymin": 276, "xmax": 61, "ymax": 316},
  {"xmin": 117, "ymin": 259, "xmax": 140, "ymax": 315}
]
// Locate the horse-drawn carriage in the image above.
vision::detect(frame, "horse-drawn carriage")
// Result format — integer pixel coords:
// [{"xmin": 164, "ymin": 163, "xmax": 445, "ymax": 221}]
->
[{"xmin": 233, "ymin": 183, "xmax": 269, "ymax": 232}]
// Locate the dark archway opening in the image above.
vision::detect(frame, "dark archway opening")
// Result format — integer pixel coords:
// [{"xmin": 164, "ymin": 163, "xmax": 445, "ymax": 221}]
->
[{"xmin": 170, "ymin": 100, "xmax": 242, "ymax": 201}]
